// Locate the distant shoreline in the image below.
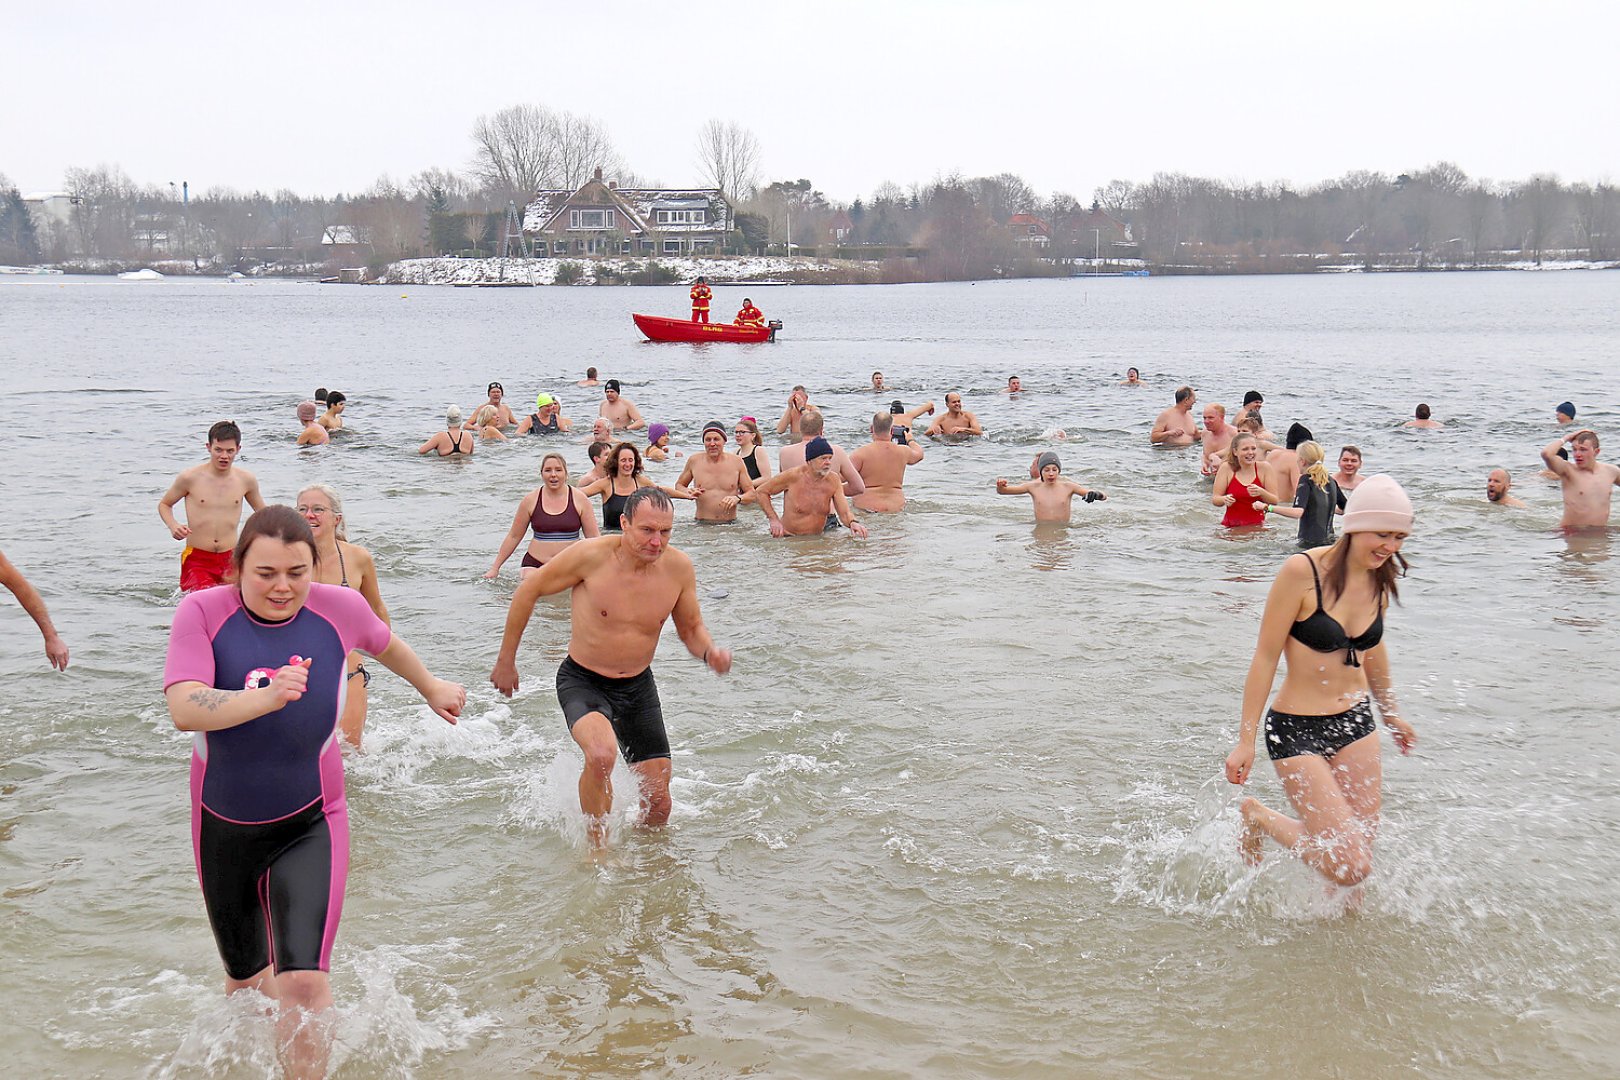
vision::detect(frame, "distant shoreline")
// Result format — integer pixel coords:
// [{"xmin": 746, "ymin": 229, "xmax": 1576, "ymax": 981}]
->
[{"xmin": 7, "ymin": 253, "xmax": 1616, "ymax": 285}]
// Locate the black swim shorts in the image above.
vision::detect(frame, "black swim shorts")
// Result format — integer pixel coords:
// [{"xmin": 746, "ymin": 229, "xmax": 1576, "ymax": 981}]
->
[
  {"xmin": 556, "ymin": 655, "xmax": 669, "ymax": 763},
  {"xmin": 1264, "ymin": 699, "xmax": 1375, "ymax": 761}
]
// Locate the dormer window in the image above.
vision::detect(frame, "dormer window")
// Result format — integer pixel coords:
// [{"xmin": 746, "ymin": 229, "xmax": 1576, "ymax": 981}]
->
[
  {"xmin": 569, "ymin": 209, "xmax": 614, "ymax": 230},
  {"xmin": 655, "ymin": 209, "xmax": 706, "ymax": 225}
]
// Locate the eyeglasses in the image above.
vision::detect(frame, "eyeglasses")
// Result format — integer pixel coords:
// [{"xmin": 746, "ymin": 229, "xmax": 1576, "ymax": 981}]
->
[{"xmin": 296, "ymin": 505, "xmax": 332, "ymax": 516}]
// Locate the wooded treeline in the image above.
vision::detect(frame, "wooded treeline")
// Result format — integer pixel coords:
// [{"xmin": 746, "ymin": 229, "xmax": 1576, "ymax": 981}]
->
[{"xmin": 4, "ymin": 100, "xmax": 1614, "ymax": 277}]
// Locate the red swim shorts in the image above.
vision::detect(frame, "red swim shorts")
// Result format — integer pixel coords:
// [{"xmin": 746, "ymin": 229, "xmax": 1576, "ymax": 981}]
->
[{"xmin": 180, "ymin": 546, "xmax": 233, "ymax": 592}]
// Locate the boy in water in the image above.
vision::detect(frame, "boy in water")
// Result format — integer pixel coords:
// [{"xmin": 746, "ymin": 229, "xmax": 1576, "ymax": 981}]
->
[
  {"xmin": 158, "ymin": 421, "xmax": 266, "ymax": 591},
  {"xmin": 996, "ymin": 452, "xmax": 1107, "ymax": 522}
]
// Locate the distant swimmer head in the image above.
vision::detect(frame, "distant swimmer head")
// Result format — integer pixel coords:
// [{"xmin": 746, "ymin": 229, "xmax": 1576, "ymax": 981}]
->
[
  {"xmin": 1037, "ymin": 451, "xmax": 1061, "ymax": 475},
  {"xmin": 1342, "ymin": 474, "xmax": 1414, "ymax": 534},
  {"xmin": 1286, "ymin": 422, "xmax": 1313, "ymax": 450},
  {"xmin": 803, "ymin": 436, "xmax": 833, "ymax": 463},
  {"xmin": 1415, "ymin": 403, "xmax": 1432, "ymax": 420},
  {"xmin": 890, "ymin": 400, "xmax": 905, "ymax": 414},
  {"xmin": 297, "ymin": 401, "xmax": 317, "ymax": 422},
  {"xmin": 446, "ymin": 404, "xmax": 463, "ymax": 426},
  {"xmin": 1557, "ymin": 401, "xmax": 1576, "ymax": 421},
  {"xmin": 1243, "ymin": 390, "xmax": 1264, "ymax": 407},
  {"xmin": 647, "ymin": 423, "xmax": 670, "ymax": 446}
]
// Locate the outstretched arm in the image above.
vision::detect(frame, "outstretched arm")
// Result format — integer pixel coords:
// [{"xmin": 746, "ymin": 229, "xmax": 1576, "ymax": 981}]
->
[
  {"xmin": 490, "ymin": 543, "xmax": 596, "ymax": 696},
  {"xmin": 373, "ymin": 634, "xmax": 464, "ymax": 724},
  {"xmin": 0, "ymin": 550, "xmax": 68, "ymax": 669},
  {"xmin": 996, "ymin": 478, "xmax": 1034, "ymax": 495},
  {"xmin": 1541, "ymin": 434, "xmax": 1576, "ymax": 476}
]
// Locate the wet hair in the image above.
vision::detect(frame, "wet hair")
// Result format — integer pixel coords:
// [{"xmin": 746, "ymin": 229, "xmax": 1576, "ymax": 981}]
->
[
  {"xmin": 233, "ymin": 505, "xmax": 318, "ymax": 575},
  {"xmin": 1340, "ymin": 445, "xmax": 1362, "ymax": 461},
  {"xmin": 1573, "ymin": 430, "xmax": 1600, "ymax": 449},
  {"xmin": 872, "ymin": 371, "xmax": 882, "ymax": 379},
  {"xmin": 1225, "ymin": 432, "xmax": 1257, "ymax": 470},
  {"xmin": 586, "ymin": 366, "xmax": 598, "ymax": 379},
  {"xmin": 539, "ymin": 451, "xmax": 569, "ymax": 483},
  {"xmin": 735, "ymin": 417, "xmax": 762, "ymax": 446},
  {"xmin": 296, "ymin": 483, "xmax": 348, "ymax": 541},
  {"xmin": 208, "ymin": 420, "xmax": 241, "ymax": 446},
  {"xmin": 873, "ymin": 411, "xmax": 894, "ymax": 434},
  {"xmin": 315, "ymin": 387, "xmax": 329, "ymax": 403},
  {"xmin": 325, "ymin": 391, "xmax": 346, "ymax": 407},
  {"xmin": 1127, "ymin": 367, "xmax": 1139, "ymax": 377},
  {"xmin": 1415, "ymin": 403, "xmax": 1431, "ymax": 420},
  {"xmin": 587, "ymin": 440, "xmax": 611, "ymax": 465},
  {"xmin": 611, "ymin": 440, "xmax": 644, "ymax": 476},
  {"xmin": 799, "ymin": 409, "xmax": 826, "ymax": 438},
  {"xmin": 1238, "ymin": 415, "xmax": 1263, "ymax": 433},
  {"xmin": 470, "ymin": 404, "xmax": 498, "ymax": 429},
  {"xmin": 1297, "ymin": 441, "xmax": 1330, "ymax": 491},
  {"xmin": 1008, "ymin": 375, "xmax": 1020, "ymax": 383},
  {"xmin": 1174, "ymin": 386, "xmax": 1194, "ymax": 405},
  {"xmin": 621, "ymin": 485, "xmax": 672, "ymax": 527}
]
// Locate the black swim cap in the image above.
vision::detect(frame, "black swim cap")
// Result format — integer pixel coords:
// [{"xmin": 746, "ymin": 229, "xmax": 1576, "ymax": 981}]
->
[
  {"xmin": 1243, "ymin": 390, "xmax": 1264, "ymax": 406},
  {"xmin": 1286, "ymin": 422, "xmax": 1312, "ymax": 450},
  {"xmin": 889, "ymin": 400, "xmax": 904, "ymax": 413},
  {"xmin": 605, "ymin": 379, "xmax": 621, "ymax": 392},
  {"xmin": 703, "ymin": 420, "xmax": 725, "ymax": 434}
]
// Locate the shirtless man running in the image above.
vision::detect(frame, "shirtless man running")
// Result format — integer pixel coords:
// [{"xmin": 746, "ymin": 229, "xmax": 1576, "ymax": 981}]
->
[
  {"xmin": 996, "ymin": 452, "xmax": 1107, "ymax": 522},
  {"xmin": 1542, "ymin": 430, "xmax": 1620, "ymax": 529},
  {"xmin": 676, "ymin": 422, "xmax": 784, "ymax": 534},
  {"xmin": 1151, "ymin": 387, "xmax": 1200, "ymax": 446},
  {"xmin": 599, "ymin": 380, "xmax": 646, "ymax": 432},
  {"xmin": 489, "ymin": 487, "xmax": 730, "ymax": 846},
  {"xmin": 753, "ymin": 438, "xmax": 870, "ymax": 538},
  {"xmin": 158, "ymin": 421, "xmax": 266, "ymax": 592},
  {"xmin": 850, "ymin": 411, "xmax": 925, "ymax": 511}
]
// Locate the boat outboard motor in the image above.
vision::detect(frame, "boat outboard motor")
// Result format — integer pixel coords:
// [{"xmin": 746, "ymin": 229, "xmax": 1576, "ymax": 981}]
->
[{"xmin": 767, "ymin": 319, "xmax": 784, "ymax": 342}]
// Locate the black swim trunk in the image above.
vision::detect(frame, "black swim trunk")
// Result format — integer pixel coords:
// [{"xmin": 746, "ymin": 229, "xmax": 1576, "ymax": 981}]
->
[
  {"xmin": 556, "ymin": 655, "xmax": 669, "ymax": 763},
  {"xmin": 1264, "ymin": 699, "xmax": 1375, "ymax": 761}
]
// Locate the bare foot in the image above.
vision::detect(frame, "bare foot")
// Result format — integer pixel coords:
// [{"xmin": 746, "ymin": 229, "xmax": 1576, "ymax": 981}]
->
[{"xmin": 1238, "ymin": 797, "xmax": 1265, "ymax": 867}]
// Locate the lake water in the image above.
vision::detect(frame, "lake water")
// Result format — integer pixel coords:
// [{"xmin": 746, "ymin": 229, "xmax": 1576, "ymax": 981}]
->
[{"xmin": 1, "ymin": 271, "xmax": 1617, "ymax": 1077}]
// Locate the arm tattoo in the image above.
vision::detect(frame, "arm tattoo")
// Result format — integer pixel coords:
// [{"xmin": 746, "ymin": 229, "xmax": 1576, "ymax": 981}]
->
[{"xmin": 187, "ymin": 687, "xmax": 234, "ymax": 712}]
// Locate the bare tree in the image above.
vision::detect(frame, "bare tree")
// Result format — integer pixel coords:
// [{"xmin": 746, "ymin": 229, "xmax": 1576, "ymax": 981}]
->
[
  {"xmin": 470, "ymin": 104, "xmax": 624, "ymax": 206},
  {"xmin": 1093, "ymin": 180, "xmax": 1136, "ymax": 216},
  {"xmin": 694, "ymin": 119, "xmax": 762, "ymax": 201}
]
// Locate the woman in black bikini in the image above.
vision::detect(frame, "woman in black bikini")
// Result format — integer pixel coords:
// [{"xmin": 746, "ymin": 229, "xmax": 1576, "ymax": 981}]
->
[
  {"xmin": 298, "ymin": 483, "xmax": 389, "ymax": 749},
  {"xmin": 1224, "ymin": 475, "xmax": 1418, "ymax": 887},
  {"xmin": 485, "ymin": 452, "xmax": 599, "ymax": 579},
  {"xmin": 734, "ymin": 417, "xmax": 771, "ymax": 483},
  {"xmin": 417, "ymin": 406, "xmax": 475, "ymax": 456}
]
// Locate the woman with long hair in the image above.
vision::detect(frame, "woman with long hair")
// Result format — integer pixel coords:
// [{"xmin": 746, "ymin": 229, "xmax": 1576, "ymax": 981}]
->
[
  {"xmin": 1211, "ymin": 432, "xmax": 1280, "ymax": 528},
  {"xmin": 1224, "ymin": 476, "xmax": 1418, "ymax": 886},
  {"xmin": 297, "ymin": 484, "xmax": 389, "ymax": 749},
  {"xmin": 1265, "ymin": 440, "xmax": 1344, "ymax": 547},
  {"xmin": 486, "ymin": 452, "xmax": 600, "ymax": 579},
  {"xmin": 163, "ymin": 506, "xmax": 463, "ymax": 1078},
  {"xmin": 579, "ymin": 442, "xmax": 693, "ymax": 531}
]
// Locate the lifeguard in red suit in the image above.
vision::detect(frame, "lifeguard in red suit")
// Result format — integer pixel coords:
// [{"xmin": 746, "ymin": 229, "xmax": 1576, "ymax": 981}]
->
[
  {"xmin": 690, "ymin": 277, "xmax": 712, "ymax": 323},
  {"xmin": 734, "ymin": 298, "xmax": 765, "ymax": 328}
]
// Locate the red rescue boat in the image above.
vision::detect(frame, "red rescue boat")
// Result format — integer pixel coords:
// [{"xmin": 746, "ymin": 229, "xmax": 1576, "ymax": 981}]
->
[{"xmin": 632, "ymin": 313, "xmax": 782, "ymax": 343}]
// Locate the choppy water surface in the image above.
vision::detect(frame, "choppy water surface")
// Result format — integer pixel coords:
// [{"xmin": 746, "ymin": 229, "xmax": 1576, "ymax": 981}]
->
[{"xmin": 1, "ymin": 272, "xmax": 1617, "ymax": 1077}]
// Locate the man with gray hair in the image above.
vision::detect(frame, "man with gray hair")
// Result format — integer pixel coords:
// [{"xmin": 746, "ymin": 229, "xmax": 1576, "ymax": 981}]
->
[{"xmin": 491, "ymin": 486, "xmax": 731, "ymax": 847}]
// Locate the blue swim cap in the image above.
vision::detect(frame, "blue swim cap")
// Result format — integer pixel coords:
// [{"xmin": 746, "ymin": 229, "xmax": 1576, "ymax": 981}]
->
[{"xmin": 803, "ymin": 436, "xmax": 833, "ymax": 461}]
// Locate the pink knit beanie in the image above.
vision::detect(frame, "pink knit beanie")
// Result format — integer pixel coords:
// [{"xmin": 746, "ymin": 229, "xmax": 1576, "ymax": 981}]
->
[
  {"xmin": 1341, "ymin": 474, "xmax": 1414, "ymax": 534},
  {"xmin": 297, "ymin": 400, "xmax": 317, "ymax": 422}
]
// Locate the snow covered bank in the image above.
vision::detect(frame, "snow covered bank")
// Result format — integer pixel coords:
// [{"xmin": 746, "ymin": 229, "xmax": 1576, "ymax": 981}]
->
[{"xmin": 382, "ymin": 255, "xmax": 880, "ymax": 286}]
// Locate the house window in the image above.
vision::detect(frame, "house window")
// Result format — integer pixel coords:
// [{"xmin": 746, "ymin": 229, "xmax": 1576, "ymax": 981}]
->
[
  {"xmin": 663, "ymin": 238, "xmax": 683, "ymax": 254},
  {"xmin": 640, "ymin": 239, "xmax": 656, "ymax": 252},
  {"xmin": 552, "ymin": 240, "xmax": 567, "ymax": 254},
  {"xmin": 655, "ymin": 209, "xmax": 706, "ymax": 225},
  {"xmin": 569, "ymin": 209, "xmax": 613, "ymax": 230}
]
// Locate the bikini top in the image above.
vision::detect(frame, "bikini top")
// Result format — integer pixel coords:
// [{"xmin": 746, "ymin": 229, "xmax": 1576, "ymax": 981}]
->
[
  {"xmin": 1289, "ymin": 553, "xmax": 1383, "ymax": 667},
  {"xmin": 531, "ymin": 487, "xmax": 583, "ymax": 540}
]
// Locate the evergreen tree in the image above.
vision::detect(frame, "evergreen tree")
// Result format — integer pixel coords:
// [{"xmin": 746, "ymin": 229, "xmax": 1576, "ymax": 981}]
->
[
  {"xmin": 0, "ymin": 188, "xmax": 43, "ymax": 264},
  {"xmin": 425, "ymin": 184, "xmax": 460, "ymax": 255}
]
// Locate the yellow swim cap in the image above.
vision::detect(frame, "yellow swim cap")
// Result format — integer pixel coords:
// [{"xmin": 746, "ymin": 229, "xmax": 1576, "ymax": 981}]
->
[{"xmin": 535, "ymin": 393, "xmax": 555, "ymax": 409}]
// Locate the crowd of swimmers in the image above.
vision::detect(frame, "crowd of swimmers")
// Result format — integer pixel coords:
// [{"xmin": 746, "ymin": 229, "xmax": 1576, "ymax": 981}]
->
[{"xmin": 1, "ymin": 358, "xmax": 1610, "ymax": 1079}]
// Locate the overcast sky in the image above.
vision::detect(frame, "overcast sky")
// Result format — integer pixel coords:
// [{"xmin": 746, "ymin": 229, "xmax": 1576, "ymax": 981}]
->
[{"xmin": 6, "ymin": 0, "xmax": 1616, "ymax": 201}]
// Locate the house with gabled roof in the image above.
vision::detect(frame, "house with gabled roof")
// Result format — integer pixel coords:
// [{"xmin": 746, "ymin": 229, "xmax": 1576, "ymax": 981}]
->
[
  {"xmin": 1006, "ymin": 213, "xmax": 1052, "ymax": 250},
  {"xmin": 523, "ymin": 167, "xmax": 731, "ymax": 257}
]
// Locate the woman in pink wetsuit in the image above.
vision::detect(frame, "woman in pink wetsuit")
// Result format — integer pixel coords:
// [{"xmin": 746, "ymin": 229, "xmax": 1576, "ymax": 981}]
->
[{"xmin": 163, "ymin": 505, "xmax": 465, "ymax": 1078}]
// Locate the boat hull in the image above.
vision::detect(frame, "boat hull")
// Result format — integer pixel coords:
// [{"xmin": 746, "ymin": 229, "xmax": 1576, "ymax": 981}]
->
[{"xmin": 632, "ymin": 313, "xmax": 776, "ymax": 343}]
